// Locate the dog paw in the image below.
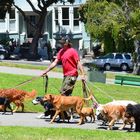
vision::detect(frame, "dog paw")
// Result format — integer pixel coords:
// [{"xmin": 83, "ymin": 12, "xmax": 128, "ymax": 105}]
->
[
  {"xmin": 107, "ymin": 127, "xmax": 112, "ymax": 130},
  {"xmin": 36, "ymin": 114, "xmax": 45, "ymax": 119},
  {"xmin": 118, "ymin": 127, "xmax": 123, "ymax": 130}
]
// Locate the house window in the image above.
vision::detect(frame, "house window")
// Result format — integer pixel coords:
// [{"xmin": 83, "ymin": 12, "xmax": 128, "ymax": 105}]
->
[
  {"xmin": 55, "ymin": 7, "xmax": 59, "ymax": 25},
  {"xmin": 62, "ymin": 8, "xmax": 69, "ymax": 25},
  {"xmin": 73, "ymin": 8, "xmax": 79, "ymax": 26},
  {"xmin": 9, "ymin": 9, "xmax": 16, "ymax": 32},
  {"xmin": 10, "ymin": 9, "xmax": 15, "ymax": 19}
]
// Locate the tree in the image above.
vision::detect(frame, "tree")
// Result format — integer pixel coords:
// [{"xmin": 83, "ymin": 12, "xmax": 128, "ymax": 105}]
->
[
  {"xmin": 79, "ymin": 0, "xmax": 129, "ymax": 54},
  {"xmin": 79, "ymin": 0, "xmax": 140, "ymax": 53},
  {"xmin": 0, "ymin": 0, "xmax": 13, "ymax": 19},
  {"xmin": 0, "ymin": 0, "xmax": 75, "ymax": 59}
]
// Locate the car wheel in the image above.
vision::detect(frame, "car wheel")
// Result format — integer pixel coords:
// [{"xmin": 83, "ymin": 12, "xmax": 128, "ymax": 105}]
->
[
  {"xmin": 0, "ymin": 54, "xmax": 5, "ymax": 60},
  {"xmin": 104, "ymin": 64, "xmax": 111, "ymax": 71},
  {"xmin": 121, "ymin": 64, "xmax": 128, "ymax": 71}
]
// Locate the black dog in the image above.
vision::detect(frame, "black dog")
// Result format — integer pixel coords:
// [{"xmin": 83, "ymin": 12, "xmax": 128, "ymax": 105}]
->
[
  {"xmin": 97, "ymin": 113, "xmax": 108, "ymax": 126},
  {"xmin": 125, "ymin": 104, "xmax": 140, "ymax": 132},
  {"xmin": 32, "ymin": 96, "xmax": 70, "ymax": 122},
  {"xmin": 0, "ymin": 97, "xmax": 13, "ymax": 115}
]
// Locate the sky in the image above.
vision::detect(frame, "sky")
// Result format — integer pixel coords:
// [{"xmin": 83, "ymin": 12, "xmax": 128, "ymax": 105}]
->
[
  {"xmin": 14, "ymin": 0, "xmax": 37, "ymax": 10},
  {"xmin": 14, "ymin": 0, "xmax": 83, "ymax": 10}
]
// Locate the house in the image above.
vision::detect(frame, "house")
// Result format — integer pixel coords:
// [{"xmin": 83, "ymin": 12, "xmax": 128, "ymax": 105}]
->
[{"xmin": 0, "ymin": 0, "xmax": 91, "ymax": 59}]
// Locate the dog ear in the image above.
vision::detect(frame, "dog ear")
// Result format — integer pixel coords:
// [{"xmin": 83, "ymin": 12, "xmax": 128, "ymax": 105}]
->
[{"xmin": 48, "ymin": 94, "xmax": 52, "ymax": 100}]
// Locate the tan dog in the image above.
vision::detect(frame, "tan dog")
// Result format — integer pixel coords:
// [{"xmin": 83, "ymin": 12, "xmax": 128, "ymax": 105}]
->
[
  {"xmin": 98, "ymin": 104, "xmax": 126, "ymax": 130},
  {"xmin": 81, "ymin": 107, "xmax": 95, "ymax": 123},
  {"xmin": 0, "ymin": 88, "xmax": 37, "ymax": 112},
  {"xmin": 43, "ymin": 94, "xmax": 92, "ymax": 125},
  {"xmin": 96, "ymin": 102, "xmax": 135, "ymax": 130}
]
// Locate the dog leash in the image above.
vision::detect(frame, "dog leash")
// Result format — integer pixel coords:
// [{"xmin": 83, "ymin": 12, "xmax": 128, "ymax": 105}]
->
[
  {"xmin": 43, "ymin": 75, "xmax": 48, "ymax": 93},
  {"xmin": 13, "ymin": 76, "xmax": 42, "ymax": 88},
  {"xmin": 82, "ymin": 80, "xmax": 99, "ymax": 105},
  {"xmin": 87, "ymin": 81, "xmax": 115, "ymax": 101}
]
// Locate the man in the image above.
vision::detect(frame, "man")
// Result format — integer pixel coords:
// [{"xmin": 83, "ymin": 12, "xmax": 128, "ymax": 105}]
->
[{"xmin": 41, "ymin": 36, "xmax": 86, "ymax": 96}]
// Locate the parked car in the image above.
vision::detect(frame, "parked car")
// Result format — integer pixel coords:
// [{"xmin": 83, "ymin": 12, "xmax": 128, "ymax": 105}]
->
[
  {"xmin": 84, "ymin": 53, "xmax": 134, "ymax": 71},
  {"xmin": 0, "ymin": 44, "xmax": 10, "ymax": 60}
]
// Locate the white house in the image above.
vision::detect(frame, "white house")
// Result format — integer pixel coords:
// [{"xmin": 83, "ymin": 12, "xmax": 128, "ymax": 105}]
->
[{"xmin": 0, "ymin": 0, "xmax": 91, "ymax": 58}]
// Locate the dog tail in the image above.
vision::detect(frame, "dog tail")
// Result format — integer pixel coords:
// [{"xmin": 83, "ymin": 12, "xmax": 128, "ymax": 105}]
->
[
  {"xmin": 25, "ymin": 89, "xmax": 37, "ymax": 99},
  {"xmin": 84, "ymin": 95, "xmax": 93, "ymax": 101}
]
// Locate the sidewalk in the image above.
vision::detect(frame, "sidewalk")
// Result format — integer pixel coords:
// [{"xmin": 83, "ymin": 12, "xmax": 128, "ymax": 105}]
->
[
  {"xmin": 0, "ymin": 66, "xmax": 63, "ymax": 79},
  {"xmin": 0, "ymin": 65, "xmax": 114, "ymax": 84}
]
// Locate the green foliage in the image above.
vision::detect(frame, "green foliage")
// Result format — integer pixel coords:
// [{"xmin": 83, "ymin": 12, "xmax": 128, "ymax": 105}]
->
[
  {"xmin": 79, "ymin": 0, "xmax": 140, "ymax": 54},
  {"xmin": 129, "ymin": 9, "xmax": 140, "ymax": 40}
]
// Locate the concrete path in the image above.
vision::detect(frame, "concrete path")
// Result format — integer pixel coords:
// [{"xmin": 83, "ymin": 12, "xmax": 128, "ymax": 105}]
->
[
  {"xmin": 0, "ymin": 66, "xmax": 63, "ymax": 78},
  {"xmin": 0, "ymin": 112, "xmax": 133, "ymax": 131},
  {"xmin": 0, "ymin": 65, "xmax": 114, "ymax": 84}
]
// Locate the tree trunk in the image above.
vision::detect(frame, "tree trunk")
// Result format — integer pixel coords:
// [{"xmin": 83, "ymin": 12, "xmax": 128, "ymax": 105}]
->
[
  {"xmin": 29, "ymin": 12, "xmax": 47, "ymax": 60},
  {"xmin": 133, "ymin": 41, "xmax": 140, "ymax": 75},
  {"xmin": 133, "ymin": 63, "xmax": 140, "ymax": 75}
]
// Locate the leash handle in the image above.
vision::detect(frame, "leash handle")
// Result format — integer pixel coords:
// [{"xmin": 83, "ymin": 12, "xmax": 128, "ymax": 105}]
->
[
  {"xmin": 82, "ymin": 80, "xmax": 99, "ymax": 105},
  {"xmin": 44, "ymin": 75, "xmax": 48, "ymax": 93}
]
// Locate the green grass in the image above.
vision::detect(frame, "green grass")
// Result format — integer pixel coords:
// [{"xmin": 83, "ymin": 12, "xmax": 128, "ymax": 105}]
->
[
  {"xmin": 0, "ymin": 72, "xmax": 140, "ymax": 112},
  {"xmin": 0, "ymin": 126, "xmax": 140, "ymax": 140}
]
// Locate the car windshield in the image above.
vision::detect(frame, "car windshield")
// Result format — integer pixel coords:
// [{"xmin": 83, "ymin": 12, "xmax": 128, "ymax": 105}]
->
[
  {"xmin": 97, "ymin": 53, "xmax": 114, "ymax": 59},
  {"xmin": 115, "ymin": 54, "xmax": 123, "ymax": 59}
]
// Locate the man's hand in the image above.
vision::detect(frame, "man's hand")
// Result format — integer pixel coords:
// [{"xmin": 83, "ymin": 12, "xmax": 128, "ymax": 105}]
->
[
  {"xmin": 40, "ymin": 71, "xmax": 47, "ymax": 77},
  {"xmin": 81, "ymin": 74, "xmax": 86, "ymax": 81}
]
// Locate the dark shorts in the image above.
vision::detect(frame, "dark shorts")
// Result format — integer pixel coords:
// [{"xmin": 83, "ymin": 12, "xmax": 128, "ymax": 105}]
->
[{"xmin": 60, "ymin": 76, "xmax": 77, "ymax": 96}]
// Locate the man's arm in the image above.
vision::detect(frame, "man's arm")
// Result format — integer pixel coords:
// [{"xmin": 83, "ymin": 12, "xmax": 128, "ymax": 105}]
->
[
  {"xmin": 41, "ymin": 58, "xmax": 59, "ymax": 76},
  {"xmin": 78, "ymin": 60, "xmax": 86, "ymax": 80}
]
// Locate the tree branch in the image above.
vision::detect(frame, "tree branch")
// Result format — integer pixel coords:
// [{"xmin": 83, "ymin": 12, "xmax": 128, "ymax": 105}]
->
[
  {"xmin": 37, "ymin": 0, "xmax": 43, "ymax": 10},
  {"xmin": 14, "ymin": 4, "xmax": 37, "ymax": 29},
  {"xmin": 26, "ymin": 0, "xmax": 41, "ymax": 14},
  {"xmin": 45, "ymin": 0, "xmax": 56, "ymax": 7},
  {"xmin": 41, "ymin": 0, "xmax": 46, "ymax": 6}
]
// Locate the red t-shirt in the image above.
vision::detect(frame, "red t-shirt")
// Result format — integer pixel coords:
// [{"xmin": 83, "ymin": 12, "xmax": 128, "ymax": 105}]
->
[{"xmin": 57, "ymin": 46, "xmax": 79, "ymax": 76}]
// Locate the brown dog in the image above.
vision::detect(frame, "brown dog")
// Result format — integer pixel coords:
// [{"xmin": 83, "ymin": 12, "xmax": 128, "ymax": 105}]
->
[
  {"xmin": 0, "ymin": 88, "xmax": 37, "ymax": 112},
  {"xmin": 43, "ymin": 94, "xmax": 92, "ymax": 124},
  {"xmin": 96, "ymin": 103, "xmax": 135, "ymax": 130},
  {"xmin": 81, "ymin": 107, "xmax": 95, "ymax": 123}
]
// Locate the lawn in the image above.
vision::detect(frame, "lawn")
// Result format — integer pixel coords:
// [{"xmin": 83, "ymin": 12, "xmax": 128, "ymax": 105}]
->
[
  {"xmin": 0, "ymin": 126, "xmax": 140, "ymax": 140},
  {"xmin": 0, "ymin": 72, "xmax": 140, "ymax": 112}
]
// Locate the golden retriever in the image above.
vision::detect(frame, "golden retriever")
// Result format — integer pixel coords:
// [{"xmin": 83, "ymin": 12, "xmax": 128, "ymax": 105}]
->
[
  {"xmin": 43, "ymin": 94, "xmax": 92, "ymax": 125},
  {"xmin": 96, "ymin": 100, "xmax": 137, "ymax": 130},
  {"xmin": 0, "ymin": 88, "xmax": 37, "ymax": 112}
]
